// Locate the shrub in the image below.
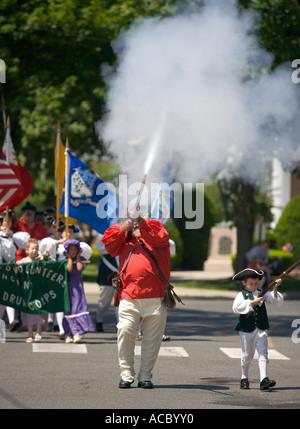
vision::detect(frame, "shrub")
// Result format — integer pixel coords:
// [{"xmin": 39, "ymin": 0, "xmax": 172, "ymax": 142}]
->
[
  {"xmin": 273, "ymin": 195, "xmax": 300, "ymax": 260},
  {"xmin": 231, "ymin": 249, "xmax": 293, "ymax": 275},
  {"xmin": 164, "ymin": 218, "xmax": 183, "ymax": 270}
]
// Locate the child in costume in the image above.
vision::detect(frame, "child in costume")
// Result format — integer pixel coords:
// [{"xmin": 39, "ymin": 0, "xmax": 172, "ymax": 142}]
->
[
  {"xmin": 17, "ymin": 238, "xmax": 47, "ymax": 343},
  {"xmin": 62, "ymin": 239, "xmax": 94, "ymax": 343},
  {"xmin": 232, "ymin": 268, "xmax": 283, "ymax": 390}
]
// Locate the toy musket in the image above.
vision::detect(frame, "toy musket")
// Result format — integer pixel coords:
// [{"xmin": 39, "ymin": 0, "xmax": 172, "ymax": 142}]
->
[{"xmin": 246, "ymin": 259, "xmax": 300, "ymax": 317}]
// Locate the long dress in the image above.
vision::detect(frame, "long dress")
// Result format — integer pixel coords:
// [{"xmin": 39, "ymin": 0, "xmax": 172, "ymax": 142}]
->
[{"xmin": 62, "ymin": 260, "xmax": 95, "ymax": 336}]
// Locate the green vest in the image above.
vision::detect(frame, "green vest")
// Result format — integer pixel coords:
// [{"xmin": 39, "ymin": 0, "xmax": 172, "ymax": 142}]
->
[
  {"xmin": 235, "ymin": 289, "xmax": 269, "ymax": 332},
  {"xmin": 97, "ymin": 255, "xmax": 118, "ymax": 286}
]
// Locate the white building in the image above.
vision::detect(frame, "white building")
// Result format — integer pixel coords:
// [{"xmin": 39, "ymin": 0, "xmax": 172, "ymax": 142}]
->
[{"xmin": 271, "ymin": 158, "xmax": 300, "ymax": 228}]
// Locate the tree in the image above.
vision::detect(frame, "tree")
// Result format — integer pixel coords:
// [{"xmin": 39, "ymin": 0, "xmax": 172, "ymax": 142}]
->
[
  {"xmin": 217, "ymin": 176, "xmax": 273, "ymax": 270},
  {"xmin": 174, "ymin": 188, "xmax": 221, "ymax": 269},
  {"xmin": 239, "ymin": 0, "xmax": 300, "ymax": 68},
  {"xmin": 224, "ymin": 0, "xmax": 300, "ymax": 269},
  {"xmin": 0, "ymin": 0, "xmax": 178, "ymax": 206}
]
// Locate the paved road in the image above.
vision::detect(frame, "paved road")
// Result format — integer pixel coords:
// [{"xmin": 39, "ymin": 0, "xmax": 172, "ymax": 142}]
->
[{"xmin": 0, "ymin": 294, "xmax": 299, "ymax": 412}]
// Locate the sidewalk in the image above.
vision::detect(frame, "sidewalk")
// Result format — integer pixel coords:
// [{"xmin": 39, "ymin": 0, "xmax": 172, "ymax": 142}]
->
[
  {"xmin": 84, "ymin": 270, "xmax": 300, "ymax": 300},
  {"xmin": 84, "ymin": 270, "xmax": 237, "ymax": 299}
]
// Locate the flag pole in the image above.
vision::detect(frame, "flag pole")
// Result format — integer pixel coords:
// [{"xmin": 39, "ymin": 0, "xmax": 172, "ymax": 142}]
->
[
  {"xmin": 5, "ymin": 117, "xmax": 10, "ymax": 223},
  {"xmin": 64, "ymin": 138, "xmax": 70, "ymax": 238},
  {"xmin": 1, "ymin": 94, "xmax": 6, "ymax": 132},
  {"xmin": 5, "ymin": 116, "xmax": 11, "ymax": 164},
  {"xmin": 55, "ymin": 121, "xmax": 61, "ymax": 231}
]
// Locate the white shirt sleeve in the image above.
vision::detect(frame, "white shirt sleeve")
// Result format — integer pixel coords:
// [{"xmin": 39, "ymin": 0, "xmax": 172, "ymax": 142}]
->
[
  {"xmin": 263, "ymin": 290, "xmax": 284, "ymax": 306},
  {"xmin": 232, "ymin": 292, "xmax": 253, "ymax": 315},
  {"xmin": 0, "ymin": 236, "xmax": 17, "ymax": 262}
]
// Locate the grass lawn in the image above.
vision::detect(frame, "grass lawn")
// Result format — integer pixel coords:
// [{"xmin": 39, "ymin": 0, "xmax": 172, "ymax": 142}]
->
[
  {"xmin": 82, "ymin": 263, "xmax": 98, "ymax": 283},
  {"xmin": 83, "ymin": 263, "xmax": 300, "ymax": 292}
]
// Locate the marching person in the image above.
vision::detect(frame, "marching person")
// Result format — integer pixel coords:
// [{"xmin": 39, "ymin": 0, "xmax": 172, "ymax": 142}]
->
[
  {"xmin": 62, "ymin": 239, "xmax": 94, "ymax": 343},
  {"xmin": 232, "ymin": 268, "xmax": 283, "ymax": 390},
  {"xmin": 102, "ymin": 209, "xmax": 170, "ymax": 389},
  {"xmin": 17, "ymin": 238, "xmax": 47, "ymax": 343},
  {"xmin": 14, "ymin": 201, "xmax": 48, "ymax": 260},
  {"xmin": 0, "ymin": 210, "xmax": 18, "ymax": 329},
  {"xmin": 49, "ymin": 222, "xmax": 78, "ymax": 339},
  {"xmin": 95, "ymin": 234, "xmax": 119, "ymax": 332},
  {"xmin": 0, "ymin": 210, "xmax": 29, "ymax": 332}
]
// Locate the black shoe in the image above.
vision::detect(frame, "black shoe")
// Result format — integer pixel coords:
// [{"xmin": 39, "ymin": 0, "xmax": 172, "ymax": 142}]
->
[
  {"xmin": 138, "ymin": 380, "xmax": 154, "ymax": 389},
  {"xmin": 46, "ymin": 322, "xmax": 54, "ymax": 332},
  {"xmin": 96, "ymin": 322, "xmax": 104, "ymax": 332},
  {"xmin": 260, "ymin": 377, "xmax": 276, "ymax": 390},
  {"xmin": 119, "ymin": 379, "xmax": 133, "ymax": 389},
  {"xmin": 240, "ymin": 378, "xmax": 249, "ymax": 389},
  {"xmin": 9, "ymin": 320, "xmax": 21, "ymax": 332}
]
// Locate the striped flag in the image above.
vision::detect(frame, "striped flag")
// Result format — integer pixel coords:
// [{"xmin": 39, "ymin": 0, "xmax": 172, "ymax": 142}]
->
[
  {"xmin": 1, "ymin": 118, "xmax": 33, "ymax": 210},
  {"xmin": 0, "ymin": 152, "xmax": 22, "ymax": 211}
]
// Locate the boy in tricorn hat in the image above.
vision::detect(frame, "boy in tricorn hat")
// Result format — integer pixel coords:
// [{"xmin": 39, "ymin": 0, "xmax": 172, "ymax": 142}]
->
[{"xmin": 232, "ymin": 268, "xmax": 283, "ymax": 390}]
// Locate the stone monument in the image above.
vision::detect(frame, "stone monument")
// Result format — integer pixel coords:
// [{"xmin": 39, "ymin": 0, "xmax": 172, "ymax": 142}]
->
[{"xmin": 203, "ymin": 221, "xmax": 237, "ymax": 276}]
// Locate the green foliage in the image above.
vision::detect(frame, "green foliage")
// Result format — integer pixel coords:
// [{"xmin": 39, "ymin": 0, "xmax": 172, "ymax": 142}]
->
[
  {"xmin": 0, "ymin": 0, "xmax": 179, "ymax": 207},
  {"xmin": 239, "ymin": 0, "xmax": 300, "ymax": 68},
  {"xmin": 164, "ymin": 218, "xmax": 183, "ymax": 270},
  {"xmin": 174, "ymin": 189, "xmax": 221, "ymax": 269},
  {"xmin": 273, "ymin": 195, "xmax": 300, "ymax": 259}
]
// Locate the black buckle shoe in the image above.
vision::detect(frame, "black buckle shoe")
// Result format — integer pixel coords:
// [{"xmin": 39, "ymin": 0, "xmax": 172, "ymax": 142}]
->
[
  {"xmin": 260, "ymin": 377, "xmax": 276, "ymax": 390},
  {"xmin": 119, "ymin": 379, "xmax": 133, "ymax": 389},
  {"xmin": 138, "ymin": 380, "xmax": 154, "ymax": 389},
  {"xmin": 240, "ymin": 378, "xmax": 249, "ymax": 389}
]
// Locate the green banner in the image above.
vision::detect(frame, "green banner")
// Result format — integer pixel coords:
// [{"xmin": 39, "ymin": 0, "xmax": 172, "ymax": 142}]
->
[{"xmin": 0, "ymin": 260, "xmax": 70, "ymax": 314}]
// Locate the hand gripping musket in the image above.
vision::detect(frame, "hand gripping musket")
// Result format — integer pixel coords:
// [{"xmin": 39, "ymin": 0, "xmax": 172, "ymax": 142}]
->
[{"xmin": 245, "ymin": 259, "xmax": 300, "ymax": 318}]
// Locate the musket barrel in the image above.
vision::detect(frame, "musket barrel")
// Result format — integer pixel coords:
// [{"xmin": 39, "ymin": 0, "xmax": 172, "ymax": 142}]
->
[
  {"xmin": 260, "ymin": 259, "xmax": 300, "ymax": 297},
  {"xmin": 245, "ymin": 259, "xmax": 300, "ymax": 317},
  {"xmin": 135, "ymin": 174, "xmax": 147, "ymax": 211}
]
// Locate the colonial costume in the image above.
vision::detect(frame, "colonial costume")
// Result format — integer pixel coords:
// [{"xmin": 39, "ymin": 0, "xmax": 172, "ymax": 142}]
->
[
  {"xmin": 102, "ymin": 219, "xmax": 170, "ymax": 388},
  {"xmin": 232, "ymin": 268, "xmax": 283, "ymax": 390},
  {"xmin": 62, "ymin": 239, "xmax": 94, "ymax": 342}
]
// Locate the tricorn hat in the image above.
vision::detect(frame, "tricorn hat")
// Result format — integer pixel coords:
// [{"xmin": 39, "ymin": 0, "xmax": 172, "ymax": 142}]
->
[
  {"xmin": 21, "ymin": 201, "xmax": 37, "ymax": 212},
  {"xmin": 232, "ymin": 268, "xmax": 264, "ymax": 281},
  {"xmin": 57, "ymin": 222, "xmax": 79, "ymax": 233}
]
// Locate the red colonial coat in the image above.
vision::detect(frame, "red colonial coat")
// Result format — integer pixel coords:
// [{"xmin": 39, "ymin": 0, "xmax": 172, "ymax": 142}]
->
[{"xmin": 102, "ymin": 220, "xmax": 170, "ymax": 300}]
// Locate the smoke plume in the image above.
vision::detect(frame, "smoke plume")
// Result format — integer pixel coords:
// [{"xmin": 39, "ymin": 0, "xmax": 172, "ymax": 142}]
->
[{"xmin": 97, "ymin": 0, "xmax": 300, "ymax": 187}]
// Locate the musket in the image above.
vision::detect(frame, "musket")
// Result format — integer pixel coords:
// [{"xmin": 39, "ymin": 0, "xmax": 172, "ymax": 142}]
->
[
  {"xmin": 245, "ymin": 259, "xmax": 300, "ymax": 317},
  {"xmin": 135, "ymin": 174, "xmax": 147, "ymax": 212}
]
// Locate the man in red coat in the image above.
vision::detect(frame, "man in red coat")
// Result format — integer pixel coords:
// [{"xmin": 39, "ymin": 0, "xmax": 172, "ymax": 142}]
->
[
  {"xmin": 14, "ymin": 201, "xmax": 48, "ymax": 260},
  {"xmin": 102, "ymin": 213, "xmax": 170, "ymax": 389}
]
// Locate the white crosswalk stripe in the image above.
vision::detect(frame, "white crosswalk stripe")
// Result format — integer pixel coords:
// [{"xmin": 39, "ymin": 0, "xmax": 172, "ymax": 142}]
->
[
  {"xmin": 32, "ymin": 343, "xmax": 88, "ymax": 354},
  {"xmin": 135, "ymin": 346, "xmax": 189, "ymax": 357},
  {"xmin": 220, "ymin": 347, "xmax": 290, "ymax": 360}
]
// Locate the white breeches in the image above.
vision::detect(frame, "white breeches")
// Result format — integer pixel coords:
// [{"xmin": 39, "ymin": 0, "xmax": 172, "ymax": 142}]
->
[
  {"xmin": 117, "ymin": 298, "xmax": 167, "ymax": 383},
  {"xmin": 239, "ymin": 329, "xmax": 269, "ymax": 381}
]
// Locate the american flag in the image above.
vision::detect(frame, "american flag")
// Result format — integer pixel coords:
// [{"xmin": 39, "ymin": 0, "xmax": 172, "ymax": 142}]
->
[{"xmin": 0, "ymin": 152, "xmax": 22, "ymax": 210}]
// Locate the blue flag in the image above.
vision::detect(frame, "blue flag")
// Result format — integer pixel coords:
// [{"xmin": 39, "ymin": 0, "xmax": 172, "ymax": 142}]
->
[
  {"xmin": 150, "ymin": 160, "xmax": 173, "ymax": 225},
  {"xmin": 59, "ymin": 151, "xmax": 119, "ymax": 234}
]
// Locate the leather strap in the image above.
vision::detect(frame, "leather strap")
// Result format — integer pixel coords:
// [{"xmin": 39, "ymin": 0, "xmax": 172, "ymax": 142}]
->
[
  {"xmin": 119, "ymin": 240, "xmax": 138, "ymax": 279},
  {"xmin": 138, "ymin": 240, "xmax": 167, "ymax": 285}
]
